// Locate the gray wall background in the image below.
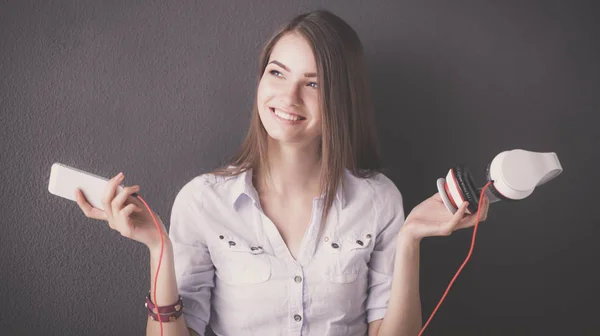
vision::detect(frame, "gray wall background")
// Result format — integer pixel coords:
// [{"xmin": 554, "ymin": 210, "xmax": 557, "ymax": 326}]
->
[{"xmin": 1, "ymin": 0, "xmax": 598, "ymax": 335}]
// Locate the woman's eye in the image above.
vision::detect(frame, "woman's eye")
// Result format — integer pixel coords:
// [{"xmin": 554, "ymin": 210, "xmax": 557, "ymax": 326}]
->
[
  {"xmin": 307, "ymin": 82, "xmax": 318, "ymax": 89},
  {"xmin": 269, "ymin": 70, "xmax": 283, "ymax": 77}
]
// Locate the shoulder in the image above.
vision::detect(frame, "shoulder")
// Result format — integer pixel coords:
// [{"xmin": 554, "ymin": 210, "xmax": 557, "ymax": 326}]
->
[
  {"xmin": 344, "ymin": 171, "xmax": 405, "ymax": 231},
  {"xmin": 343, "ymin": 171, "xmax": 405, "ymax": 237},
  {"xmin": 176, "ymin": 172, "xmax": 240, "ymax": 197},
  {"xmin": 346, "ymin": 171, "xmax": 403, "ymax": 205},
  {"xmin": 169, "ymin": 172, "xmax": 242, "ymax": 239},
  {"xmin": 172, "ymin": 172, "xmax": 240, "ymax": 209}
]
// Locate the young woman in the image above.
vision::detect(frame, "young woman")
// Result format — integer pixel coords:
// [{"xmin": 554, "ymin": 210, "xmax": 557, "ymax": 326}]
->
[{"xmin": 75, "ymin": 10, "xmax": 489, "ymax": 336}]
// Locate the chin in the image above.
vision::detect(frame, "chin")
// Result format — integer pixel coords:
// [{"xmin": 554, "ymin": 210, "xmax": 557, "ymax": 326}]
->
[
  {"xmin": 265, "ymin": 130, "xmax": 321, "ymax": 148},
  {"xmin": 265, "ymin": 130, "xmax": 300, "ymax": 143}
]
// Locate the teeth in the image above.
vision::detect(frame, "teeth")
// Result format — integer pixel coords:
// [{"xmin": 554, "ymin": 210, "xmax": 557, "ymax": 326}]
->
[{"xmin": 274, "ymin": 109, "xmax": 301, "ymax": 121}]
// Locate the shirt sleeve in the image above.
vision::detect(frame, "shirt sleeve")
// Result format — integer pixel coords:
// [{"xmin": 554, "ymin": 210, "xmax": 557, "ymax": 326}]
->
[
  {"xmin": 169, "ymin": 179, "xmax": 214, "ymax": 336},
  {"xmin": 365, "ymin": 177, "xmax": 405, "ymax": 323}
]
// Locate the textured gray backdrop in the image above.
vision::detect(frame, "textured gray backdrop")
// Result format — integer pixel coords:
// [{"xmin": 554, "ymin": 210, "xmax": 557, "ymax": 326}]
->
[{"xmin": 1, "ymin": 0, "xmax": 598, "ymax": 335}]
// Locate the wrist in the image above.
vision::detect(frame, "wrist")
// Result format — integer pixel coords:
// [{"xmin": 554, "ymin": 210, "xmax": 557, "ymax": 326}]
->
[
  {"xmin": 145, "ymin": 291, "xmax": 184, "ymax": 322},
  {"xmin": 398, "ymin": 225, "xmax": 422, "ymax": 246},
  {"xmin": 148, "ymin": 237, "xmax": 172, "ymax": 257}
]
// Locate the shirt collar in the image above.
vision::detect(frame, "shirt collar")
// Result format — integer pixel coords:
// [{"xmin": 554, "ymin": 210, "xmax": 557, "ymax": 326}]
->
[
  {"xmin": 229, "ymin": 169, "xmax": 257, "ymax": 209},
  {"xmin": 229, "ymin": 168, "xmax": 347, "ymax": 210}
]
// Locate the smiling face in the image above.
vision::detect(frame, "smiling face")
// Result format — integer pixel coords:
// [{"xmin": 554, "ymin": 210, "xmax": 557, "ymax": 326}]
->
[{"xmin": 256, "ymin": 32, "xmax": 322, "ymax": 148}]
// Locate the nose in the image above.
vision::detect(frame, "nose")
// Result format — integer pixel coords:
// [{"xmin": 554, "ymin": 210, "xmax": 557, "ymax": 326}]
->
[{"xmin": 279, "ymin": 81, "xmax": 302, "ymax": 107}]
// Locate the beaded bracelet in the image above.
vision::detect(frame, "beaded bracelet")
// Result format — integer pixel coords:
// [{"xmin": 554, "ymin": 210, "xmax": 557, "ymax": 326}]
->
[{"xmin": 145, "ymin": 292, "xmax": 184, "ymax": 322}]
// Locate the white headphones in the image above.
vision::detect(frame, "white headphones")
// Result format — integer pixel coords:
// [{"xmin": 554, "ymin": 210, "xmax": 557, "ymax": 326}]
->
[{"xmin": 437, "ymin": 149, "xmax": 563, "ymax": 214}]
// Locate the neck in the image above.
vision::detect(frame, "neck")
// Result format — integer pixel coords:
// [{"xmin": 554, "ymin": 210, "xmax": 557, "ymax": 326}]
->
[{"xmin": 255, "ymin": 138, "xmax": 322, "ymax": 198}]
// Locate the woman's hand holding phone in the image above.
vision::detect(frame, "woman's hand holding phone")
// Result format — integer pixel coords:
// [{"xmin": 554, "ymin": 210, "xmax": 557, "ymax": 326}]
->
[{"xmin": 74, "ymin": 172, "xmax": 167, "ymax": 251}]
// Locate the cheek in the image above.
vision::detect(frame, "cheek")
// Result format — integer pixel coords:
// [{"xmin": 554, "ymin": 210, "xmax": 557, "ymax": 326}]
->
[
  {"xmin": 256, "ymin": 79, "xmax": 267, "ymax": 105},
  {"xmin": 306, "ymin": 95, "xmax": 321, "ymax": 119},
  {"xmin": 257, "ymin": 75, "xmax": 279, "ymax": 99},
  {"xmin": 256, "ymin": 82, "xmax": 271, "ymax": 117},
  {"xmin": 256, "ymin": 81, "xmax": 273, "ymax": 121}
]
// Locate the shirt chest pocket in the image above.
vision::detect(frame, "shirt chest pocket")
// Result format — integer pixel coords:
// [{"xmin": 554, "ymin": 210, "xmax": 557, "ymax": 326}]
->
[
  {"xmin": 323, "ymin": 233, "xmax": 373, "ymax": 284},
  {"xmin": 212, "ymin": 235, "xmax": 272, "ymax": 285}
]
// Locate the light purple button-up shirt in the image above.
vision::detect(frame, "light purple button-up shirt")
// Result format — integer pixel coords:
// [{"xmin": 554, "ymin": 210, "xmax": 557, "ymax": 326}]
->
[{"xmin": 169, "ymin": 168, "xmax": 405, "ymax": 336}]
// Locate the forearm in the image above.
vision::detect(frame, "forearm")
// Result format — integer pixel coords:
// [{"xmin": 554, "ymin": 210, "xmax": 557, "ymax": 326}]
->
[
  {"xmin": 377, "ymin": 231, "xmax": 423, "ymax": 336},
  {"xmin": 146, "ymin": 239, "xmax": 192, "ymax": 336}
]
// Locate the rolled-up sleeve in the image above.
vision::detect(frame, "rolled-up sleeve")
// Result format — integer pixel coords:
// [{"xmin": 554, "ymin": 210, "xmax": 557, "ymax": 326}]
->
[
  {"xmin": 366, "ymin": 179, "xmax": 405, "ymax": 323},
  {"xmin": 169, "ymin": 179, "xmax": 214, "ymax": 335}
]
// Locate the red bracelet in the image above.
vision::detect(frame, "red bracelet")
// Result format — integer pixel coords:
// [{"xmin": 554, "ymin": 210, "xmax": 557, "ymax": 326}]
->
[{"xmin": 145, "ymin": 292, "xmax": 184, "ymax": 322}]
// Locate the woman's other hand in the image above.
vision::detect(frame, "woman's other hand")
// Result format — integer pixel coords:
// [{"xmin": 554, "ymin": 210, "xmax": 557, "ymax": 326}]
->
[
  {"xmin": 401, "ymin": 193, "xmax": 490, "ymax": 242},
  {"xmin": 74, "ymin": 172, "xmax": 167, "ymax": 251}
]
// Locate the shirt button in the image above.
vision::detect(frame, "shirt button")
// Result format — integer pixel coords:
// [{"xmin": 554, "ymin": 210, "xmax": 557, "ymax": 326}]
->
[
  {"xmin": 294, "ymin": 314, "xmax": 302, "ymax": 322},
  {"xmin": 294, "ymin": 276, "xmax": 302, "ymax": 283},
  {"xmin": 331, "ymin": 243, "xmax": 339, "ymax": 249},
  {"xmin": 356, "ymin": 240, "xmax": 364, "ymax": 246}
]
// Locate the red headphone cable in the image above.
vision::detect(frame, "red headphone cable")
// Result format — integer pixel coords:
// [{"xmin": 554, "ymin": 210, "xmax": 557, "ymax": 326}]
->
[
  {"xmin": 136, "ymin": 195, "xmax": 165, "ymax": 336},
  {"xmin": 418, "ymin": 181, "xmax": 493, "ymax": 336},
  {"xmin": 134, "ymin": 181, "xmax": 492, "ymax": 336}
]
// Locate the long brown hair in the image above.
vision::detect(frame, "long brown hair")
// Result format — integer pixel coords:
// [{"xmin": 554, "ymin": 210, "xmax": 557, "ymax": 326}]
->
[{"xmin": 213, "ymin": 10, "xmax": 383, "ymax": 222}]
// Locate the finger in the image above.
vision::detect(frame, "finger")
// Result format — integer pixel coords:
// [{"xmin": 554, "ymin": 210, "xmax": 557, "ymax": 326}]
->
[
  {"xmin": 456, "ymin": 198, "xmax": 490, "ymax": 229},
  {"xmin": 116, "ymin": 204, "xmax": 138, "ymax": 238},
  {"xmin": 431, "ymin": 193, "xmax": 443, "ymax": 203},
  {"xmin": 471, "ymin": 196, "xmax": 489, "ymax": 222},
  {"xmin": 442, "ymin": 201, "xmax": 469, "ymax": 235},
  {"xmin": 478, "ymin": 197, "xmax": 490, "ymax": 222},
  {"xmin": 102, "ymin": 172, "xmax": 124, "ymax": 218},
  {"xmin": 111, "ymin": 185, "xmax": 140, "ymax": 214},
  {"xmin": 75, "ymin": 189, "xmax": 107, "ymax": 220},
  {"xmin": 120, "ymin": 203, "xmax": 142, "ymax": 218}
]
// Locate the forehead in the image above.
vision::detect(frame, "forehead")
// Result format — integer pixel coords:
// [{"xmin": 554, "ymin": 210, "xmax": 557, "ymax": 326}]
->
[{"xmin": 269, "ymin": 33, "xmax": 317, "ymax": 71}]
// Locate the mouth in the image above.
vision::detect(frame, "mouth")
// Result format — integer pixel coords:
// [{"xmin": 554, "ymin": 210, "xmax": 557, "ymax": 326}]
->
[{"xmin": 269, "ymin": 107, "xmax": 306, "ymax": 122}]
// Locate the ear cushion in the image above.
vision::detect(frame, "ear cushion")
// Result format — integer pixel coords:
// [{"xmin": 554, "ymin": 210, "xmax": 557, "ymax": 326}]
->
[{"xmin": 453, "ymin": 164, "xmax": 480, "ymax": 214}]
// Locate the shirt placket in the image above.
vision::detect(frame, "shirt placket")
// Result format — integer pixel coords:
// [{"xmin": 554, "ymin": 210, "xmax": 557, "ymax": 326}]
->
[{"xmin": 257, "ymin": 198, "xmax": 324, "ymax": 335}]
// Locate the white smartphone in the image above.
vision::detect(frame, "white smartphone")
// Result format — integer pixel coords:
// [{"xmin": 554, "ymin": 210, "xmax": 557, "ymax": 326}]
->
[{"xmin": 48, "ymin": 163, "xmax": 124, "ymax": 211}]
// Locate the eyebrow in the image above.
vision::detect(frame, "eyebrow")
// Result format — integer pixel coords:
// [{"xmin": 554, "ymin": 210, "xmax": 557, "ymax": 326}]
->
[{"xmin": 269, "ymin": 60, "xmax": 317, "ymax": 78}]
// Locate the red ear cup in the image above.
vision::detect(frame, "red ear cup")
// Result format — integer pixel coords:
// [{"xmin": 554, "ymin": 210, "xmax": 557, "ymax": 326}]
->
[
  {"xmin": 446, "ymin": 165, "xmax": 479, "ymax": 214},
  {"xmin": 442, "ymin": 168, "xmax": 466, "ymax": 213},
  {"xmin": 437, "ymin": 178, "xmax": 458, "ymax": 214}
]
